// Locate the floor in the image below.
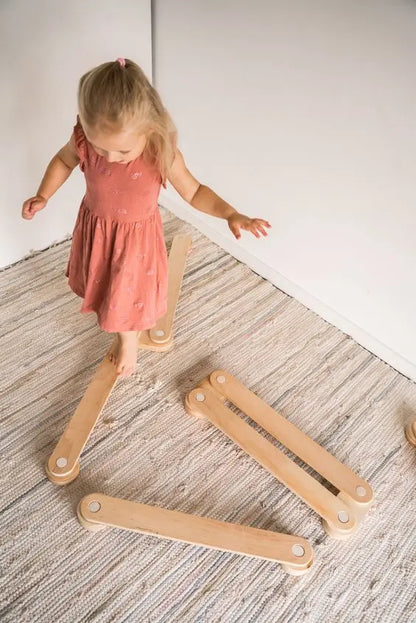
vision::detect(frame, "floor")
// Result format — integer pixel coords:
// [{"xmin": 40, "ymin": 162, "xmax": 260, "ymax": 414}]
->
[{"xmin": 1, "ymin": 208, "xmax": 416, "ymax": 622}]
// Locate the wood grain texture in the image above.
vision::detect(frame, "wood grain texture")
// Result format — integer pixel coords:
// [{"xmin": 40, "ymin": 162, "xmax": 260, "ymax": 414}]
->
[
  {"xmin": 77, "ymin": 493, "xmax": 314, "ymax": 574},
  {"xmin": 45, "ymin": 234, "xmax": 191, "ymax": 483},
  {"xmin": 1, "ymin": 208, "xmax": 415, "ymax": 623},
  {"xmin": 186, "ymin": 381, "xmax": 361, "ymax": 538}
]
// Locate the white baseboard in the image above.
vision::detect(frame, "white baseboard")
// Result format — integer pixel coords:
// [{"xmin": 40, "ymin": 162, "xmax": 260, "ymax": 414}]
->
[{"xmin": 160, "ymin": 190, "xmax": 416, "ymax": 383}]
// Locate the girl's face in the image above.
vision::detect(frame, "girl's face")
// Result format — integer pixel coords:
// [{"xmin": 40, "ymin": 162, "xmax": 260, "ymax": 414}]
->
[{"xmin": 83, "ymin": 122, "xmax": 147, "ymax": 164}]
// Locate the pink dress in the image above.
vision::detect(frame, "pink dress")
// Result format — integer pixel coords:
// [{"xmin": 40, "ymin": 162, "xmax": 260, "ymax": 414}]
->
[{"xmin": 66, "ymin": 119, "xmax": 168, "ymax": 332}]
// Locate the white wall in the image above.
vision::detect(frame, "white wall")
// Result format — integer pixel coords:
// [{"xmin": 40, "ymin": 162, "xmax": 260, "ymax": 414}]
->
[
  {"xmin": 0, "ymin": 0, "xmax": 152, "ymax": 269},
  {"xmin": 154, "ymin": 0, "xmax": 416, "ymax": 381}
]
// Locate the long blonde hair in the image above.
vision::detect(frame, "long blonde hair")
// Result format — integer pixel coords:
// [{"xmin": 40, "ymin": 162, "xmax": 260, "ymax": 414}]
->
[{"xmin": 78, "ymin": 59, "xmax": 176, "ymax": 184}]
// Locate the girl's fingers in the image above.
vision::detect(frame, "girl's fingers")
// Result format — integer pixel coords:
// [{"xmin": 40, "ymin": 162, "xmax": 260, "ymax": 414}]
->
[
  {"xmin": 249, "ymin": 225, "xmax": 261, "ymax": 238},
  {"xmin": 253, "ymin": 220, "xmax": 271, "ymax": 236},
  {"xmin": 229, "ymin": 222, "xmax": 241, "ymax": 240},
  {"xmin": 249, "ymin": 221, "xmax": 267, "ymax": 236},
  {"xmin": 250, "ymin": 219, "xmax": 271, "ymax": 230},
  {"xmin": 242, "ymin": 221, "xmax": 266, "ymax": 238},
  {"xmin": 22, "ymin": 204, "xmax": 32, "ymax": 219},
  {"xmin": 230, "ymin": 216, "xmax": 270, "ymax": 239},
  {"xmin": 255, "ymin": 219, "xmax": 271, "ymax": 228},
  {"xmin": 22, "ymin": 197, "xmax": 43, "ymax": 219}
]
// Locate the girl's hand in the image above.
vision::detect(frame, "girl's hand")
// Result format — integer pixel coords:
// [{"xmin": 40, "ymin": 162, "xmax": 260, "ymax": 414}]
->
[
  {"xmin": 22, "ymin": 195, "xmax": 48, "ymax": 220},
  {"xmin": 227, "ymin": 212, "xmax": 271, "ymax": 240}
]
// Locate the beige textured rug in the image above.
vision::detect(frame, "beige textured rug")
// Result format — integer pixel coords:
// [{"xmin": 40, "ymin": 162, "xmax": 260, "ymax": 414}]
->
[{"xmin": 1, "ymin": 208, "xmax": 416, "ymax": 622}]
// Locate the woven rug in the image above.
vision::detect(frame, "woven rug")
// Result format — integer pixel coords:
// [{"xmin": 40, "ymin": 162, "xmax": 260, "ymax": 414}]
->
[{"xmin": 1, "ymin": 208, "xmax": 415, "ymax": 623}]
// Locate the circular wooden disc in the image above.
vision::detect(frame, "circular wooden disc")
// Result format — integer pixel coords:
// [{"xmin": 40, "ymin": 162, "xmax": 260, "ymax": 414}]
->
[{"xmin": 45, "ymin": 460, "xmax": 80, "ymax": 485}]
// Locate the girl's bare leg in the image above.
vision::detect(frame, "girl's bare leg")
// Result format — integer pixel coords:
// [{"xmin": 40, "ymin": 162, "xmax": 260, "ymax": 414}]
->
[{"xmin": 108, "ymin": 331, "xmax": 138, "ymax": 377}]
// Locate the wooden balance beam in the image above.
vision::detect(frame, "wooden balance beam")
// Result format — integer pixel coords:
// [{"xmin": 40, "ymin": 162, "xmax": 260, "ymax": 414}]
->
[
  {"xmin": 405, "ymin": 420, "xmax": 416, "ymax": 446},
  {"xmin": 185, "ymin": 370, "xmax": 374, "ymax": 540},
  {"xmin": 45, "ymin": 234, "xmax": 192, "ymax": 485},
  {"xmin": 77, "ymin": 493, "xmax": 314, "ymax": 575}
]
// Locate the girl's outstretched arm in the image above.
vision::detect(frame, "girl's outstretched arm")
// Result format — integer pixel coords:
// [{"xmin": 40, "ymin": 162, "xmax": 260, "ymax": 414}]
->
[
  {"xmin": 167, "ymin": 149, "xmax": 271, "ymax": 240},
  {"xmin": 22, "ymin": 136, "xmax": 80, "ymax": 220}
]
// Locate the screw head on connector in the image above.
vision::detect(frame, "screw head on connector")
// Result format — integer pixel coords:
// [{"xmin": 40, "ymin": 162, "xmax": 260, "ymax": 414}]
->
[{"xmin": 88, "ymin": 501, "xmax": 101, "ymax": 513}]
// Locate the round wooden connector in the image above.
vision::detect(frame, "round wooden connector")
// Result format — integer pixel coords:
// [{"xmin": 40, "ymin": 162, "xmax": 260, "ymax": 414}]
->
[
  {"xmin": 280, "ymin": 542, "xmax": 314, "ymax": 575},
  {"xmin": 321, "ymin": 513, "xmax": 357, "ymax": 540},
  {"xmin": 77, "ymin": 497, "xmax": 107, "ymax": 532},
  {"xmin": 209, "ymin": 370, "xmax": 228, "ymax": 385},
  {"xmin": 45, "ymin": 459, "xmax": 80, "ymax": 485},
  {"xmin": 149, "ymin": 327, "xmax": 172, "ymax": 345},
  {"xmin": 137, "ymin": 330, "xmax": 173, "ymax": 351},
  {"xmin": 184, "ymin": 388, "xmax": 208, "ymax": 420},
  {"xmin": 208, "ymin": 370, "xmax": 229, "ymax": 402},
  {"xmin": 405, "ymin": 421, "xmax": 416, "ymax": 447},
  {"xmin": 320, "ymin": 493, "xmax": 358, "ymax": 539},
  {"xmin": 281, "ymin": 559, "xmax": 313, "ymax": 576}
]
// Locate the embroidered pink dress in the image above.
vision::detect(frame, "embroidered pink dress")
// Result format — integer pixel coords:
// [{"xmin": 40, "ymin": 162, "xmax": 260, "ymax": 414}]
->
[{"xmin": 66, "ymin": 119, "xmax": 168, "ymax": 332}]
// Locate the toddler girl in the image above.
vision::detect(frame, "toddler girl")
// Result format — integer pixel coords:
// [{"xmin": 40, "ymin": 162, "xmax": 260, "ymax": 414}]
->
[{"xmin": 22, "ymin": 58, "xmax": 271, "ymax": 377}]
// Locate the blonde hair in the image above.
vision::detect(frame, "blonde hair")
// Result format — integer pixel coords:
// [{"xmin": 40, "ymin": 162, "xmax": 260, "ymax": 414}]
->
[{"xmin": 78, "ymin": 59, "xmax": 176, "ymax": 184}]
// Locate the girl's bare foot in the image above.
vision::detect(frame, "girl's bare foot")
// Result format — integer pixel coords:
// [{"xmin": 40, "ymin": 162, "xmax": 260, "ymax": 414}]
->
[{"xmin": 107, "ymin": 332, "xmax": 138, "ymax": 377}]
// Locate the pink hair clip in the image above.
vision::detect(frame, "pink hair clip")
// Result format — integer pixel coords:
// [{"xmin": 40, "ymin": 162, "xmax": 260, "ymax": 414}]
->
[{"xmin": 117, "ymin": 57, "xmax": 126, "ymax": 67}]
